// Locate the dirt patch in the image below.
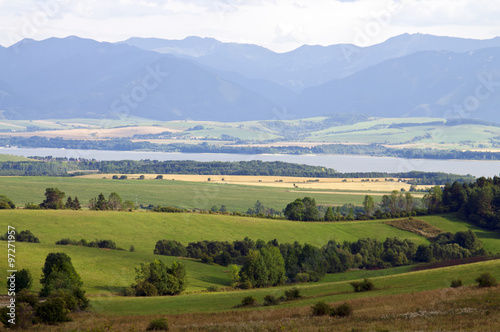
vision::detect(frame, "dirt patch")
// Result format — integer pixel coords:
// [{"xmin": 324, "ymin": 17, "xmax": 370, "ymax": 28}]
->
[{"xmin": 384, "ymin": 218, "xmax": 442, "ymax": 238}]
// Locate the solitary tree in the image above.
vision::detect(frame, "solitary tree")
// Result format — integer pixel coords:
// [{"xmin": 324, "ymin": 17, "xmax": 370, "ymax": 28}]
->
[{"xmin": 40, "ymin": 188, "xmax": 65, "ymax": 209}]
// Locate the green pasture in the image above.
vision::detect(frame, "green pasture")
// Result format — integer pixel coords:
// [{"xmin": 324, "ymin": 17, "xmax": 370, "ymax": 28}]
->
[
  {"xmin": 91, "ymin": 259, "xmax": 500, "ymax": 315},
  {"xmin": 0, "ymin": 176, "xmax": 374, "ymax": 212}
]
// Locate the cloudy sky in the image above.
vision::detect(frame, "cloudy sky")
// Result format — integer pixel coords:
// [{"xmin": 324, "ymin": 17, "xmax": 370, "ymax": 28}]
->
[{"xmin": 1, "ymin": 0, "xmax": 500, "ymax": 52}]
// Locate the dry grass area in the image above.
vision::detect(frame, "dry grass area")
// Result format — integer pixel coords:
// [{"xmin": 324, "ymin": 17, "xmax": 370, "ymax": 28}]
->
[
  {"xmin": 0, "ymin": 126, "xmax": 180, "ymax": 139},
  {"xmin": 80, "ymin": 173, "xmax": 431, "ymax": 193},
  {"xmin": 384, "ymin": 218, "xmax": 443, "ymax": 238},
  {"xmin": 32, "ymin": 286, "xmax": 500, "ymax": 331}
]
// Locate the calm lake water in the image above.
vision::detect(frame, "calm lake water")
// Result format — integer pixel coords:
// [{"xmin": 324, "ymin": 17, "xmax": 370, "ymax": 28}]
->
[{"xmin": 1, "ymin": 147, "xmax": 499, "ymax": 177}]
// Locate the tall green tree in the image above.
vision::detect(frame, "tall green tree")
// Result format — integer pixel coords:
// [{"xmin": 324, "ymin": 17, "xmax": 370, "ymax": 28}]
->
[
  {"xmin": 107, "ymin": 192, "xmax": 122, "ymax": 210},
  {"xmin": 94, "ymin": 193, "xmax": 108, "ymax": 211},
  {"xmin": 134, "ymin": 260, "xmax": 187, "ymax": 296},
  {"xmin": 324, "ymin": 207, "xmax": 335, "ymax": 221},
  {"xmin": 40, "ymin": 252, "xmax": 89, "ymax": 309},
  {"xmin": 405, "ymin": 192, "xmax": 414, "ymax": 215},
  {"xmin": 284, "ymin": 199, "xmax": 305, "ymax": 221},
  {"xmin": 40, "ymin": 188, "xmax": 65, "ymax": 209},
  {"xmin": 363, "ymin": 195, "xmax": 375, "ymax": 216}
]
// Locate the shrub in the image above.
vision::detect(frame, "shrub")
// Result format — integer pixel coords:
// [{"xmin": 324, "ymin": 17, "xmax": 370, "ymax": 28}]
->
[
  {"xmin": 450, "ymin": 279, "xmax": 463, "ymax": 288},
  {"xmin": 135, "ymin": 281, "xmax": 158, "ymax": 296},
  {"xmin": 206, "ymin": 286, "xmax": 218, "ymax": 292},
  {"xmin": 36, "ymin": 297, "xmax": 71, "ymax": 324},
  {"xmin": 240, "ymin": 296, "xmax": 257, "ymax": 307},
  {"xmin": 350, "ymin": 279, "xmax": 374, "ymax": 292},
  {"xmin": 0, "ymin": 303, "xmax": 35, "ymax": 330},
  {"xmin": 331, "ymin": 303, "xmax": 352, "ymax": 317},
  {"xmin": 139, "ymin": 175, "xmax": 145, "ymax": 180},
  {"xmin": 284, "ymin": 287, "xmax": 301, "ymax": 300},
  {"xmin": 311, "ymin": 301, "xmax": 331, "ymax": 316},
  {"xmin": 263, "ymin": 295, "xmax": 280, "ymax": 306},
  {"xmin": 123, "ymin": 287, "xmax": 136, "ymax": 297},
  {"xmin": 49, "ymin": 290, "xmax": 79, "ymax": 312},
  {"xmin": 24, "ymin": 203, "xmax": 40, "ymax": 209},
  {"xmin": 476, "ymin": 273, "xmax": 497, "ymax": 288},
  {"xmin": 129, "ymin": 245, "xmax": 135, "ymax": 252},
  {"xmin": 17, "ymin": 289, "xmax": 38, "ymax": 307},
  {"xmin": 156, "ymin": 175, "xmax": 163, "ymax": 180},
  {"xmin": 295, "ymin": 273, "xmax": 310, "ymax": 283},
  {"xmin": 146, "ymin": 318, "xmax": 169, "ymax": 331}
]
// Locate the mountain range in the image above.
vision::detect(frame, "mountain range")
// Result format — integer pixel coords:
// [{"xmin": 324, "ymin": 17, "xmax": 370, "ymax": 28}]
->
[{"xmin": 0, "ymin": 34, "xmax": 499, "ymax": 122}]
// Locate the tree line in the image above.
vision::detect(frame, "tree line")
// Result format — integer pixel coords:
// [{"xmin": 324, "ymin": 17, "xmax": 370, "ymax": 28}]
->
[
  {"xmin": 154, "ymin": 230, "xmax": 483, "ymax": 288},
  {"xmin": 0, "ymin": 158, "xmax": 475, "ymax": 185},
  {"xmin": 426, "ymin": 176, "xmax": 500, "ymax": 230}
]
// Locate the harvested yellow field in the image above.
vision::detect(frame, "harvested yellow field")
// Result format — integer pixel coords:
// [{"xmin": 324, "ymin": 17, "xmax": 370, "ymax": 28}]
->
[
  {"xmin": 78, "ymin": 173, "xmax": 431, "ymax": 194},
  {"xmin": 0, "ymin": 126, "xmax": 180, "ymax": 139}
]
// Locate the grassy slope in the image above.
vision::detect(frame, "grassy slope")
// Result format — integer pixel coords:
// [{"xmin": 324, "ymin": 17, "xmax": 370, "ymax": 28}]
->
[
  {"xmin": 0, "ymin": 154, "xmax": 33, "ymax": 161},
  {"xmin": 91, "ymin": 259, "xmax": 500, "ymax": 316},
  {"xmin": 1, "ymin": 210, "xmax": 499, "ymax": 298},
  {"xmin": 0, "ymin": 176, "xmax": 374, "ymax": 211},
  {"xmin": 0, "ymin": 210, "xmax": 428, "ymax": 296},
  {"xmin": 421, "ymin": 214, "xmax": 500, "ymax": 254}
]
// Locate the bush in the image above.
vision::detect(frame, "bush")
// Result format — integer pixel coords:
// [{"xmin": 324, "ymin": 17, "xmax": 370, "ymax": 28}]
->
[
  {"xmin": 450, "ymin": 279, "xmax": 463, "ymax": 288},
  {"xmin": 284, "ymin": 287, "xmax": 301, "ymax": 300},
  {"xmin": 350, "ymin": 279, "xmax": 374, "ymax": 292},
  {"xmin": 241, "ymin": 296, "xmax": 257, "ymax": 307},
  {"xmin": 16, "ymin": 289, "xmax": 38, "ymax": 307},
  {"xmin": 476, "ymin": 273, "xmax": 497, "ymax": 288},
  {"xmin": 0, "ymin": 303, "xmax": 35, "ymax": 330},
  {"xmin": 123, "ymin": 287, "xmax": 136, "ymax": 297},
  {"xmin": 24, "ymin": 203, "xmax": 40, "ymax": 209},
  {"xmin": 146, "ymin": 318, "xmax": 169, "ymax": 331},
  {"xmin": 311, "ymin": 301, "xmax": 331, "ymax": 316},
  {"xmin": 263, "ymin": 295, "xmax": 280, "ymax": 306},
  {"xmin": 135, "ymin": 281, "xmax": 158, "ymax": 296},
  {"xmin": 129, "ymin": 245, "xmax": 135, "ymax": 252},
  {"xmin": 49, "ymin": 290, "xmax": 79, "ymax": 312},
  {"xmin": 206, "ymin": 286, "xmax": 218, "ymax": 292},
  {"xmin": 331, "ymin": 303, "xmax": 352, "ymax": 317},
  {"xmin": 155, "ymin": 175, "xmax": 163, "ymax": 180},
  {"xmin": 36, "ymin": 297, "xmax": 71, "ymax": 324}
]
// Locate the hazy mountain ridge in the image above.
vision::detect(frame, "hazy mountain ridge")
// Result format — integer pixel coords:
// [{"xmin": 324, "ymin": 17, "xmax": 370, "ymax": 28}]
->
[
  {"xmin": 0, "ymin": 34, "xmax": 499, "ymax": 122},
  {"xmin": 292, "ymin": 47, "xmax": 500, "ymax": 119}
]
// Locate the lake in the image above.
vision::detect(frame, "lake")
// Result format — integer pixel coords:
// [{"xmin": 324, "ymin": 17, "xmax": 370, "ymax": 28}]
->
[{"xmin": 0, "ymin": 147, "xmax": 498, "ymax": 177}]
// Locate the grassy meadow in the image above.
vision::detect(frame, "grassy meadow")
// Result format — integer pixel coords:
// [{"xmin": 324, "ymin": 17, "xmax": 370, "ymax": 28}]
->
[
  {"xmin": 0, "ymin": 176, "xmax": 387, "ymax": 212},
  {"xmin": 1, "ymin": 209, "xmax": 499, "ymax": 299}
]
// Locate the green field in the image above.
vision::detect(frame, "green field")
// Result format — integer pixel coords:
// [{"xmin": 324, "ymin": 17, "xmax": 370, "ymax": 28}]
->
[
  {"xmin": 0, "ymin": 176, "xmax": 377, "ymax": 212},
  {"xmin": 1, "ymin": 209, "xmax": 499, "ymax": 300},
  {"xmin": 0, "ymin": 153, "xmax": 33, "ymax": 162},
  {"xmin": 420, "ymin": 214, "xmax": 500, "ymax": 254},
  {"xmin": 91, "ymin": 259, "xmax": 500, "ymax": 316}
]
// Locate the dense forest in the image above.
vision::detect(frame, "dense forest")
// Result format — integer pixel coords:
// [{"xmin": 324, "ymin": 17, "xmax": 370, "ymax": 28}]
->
[
  {"xmin": 0, "ymin": 159, "xmax": 475, "ymax": 184},
  {"xmin": 1, "ymin": 136, "xmax": 500, "ymax": 160}
]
